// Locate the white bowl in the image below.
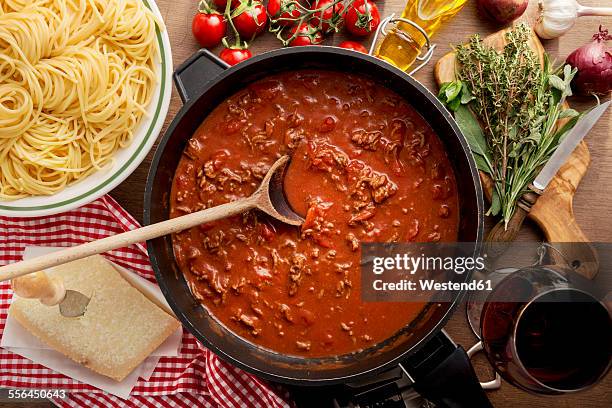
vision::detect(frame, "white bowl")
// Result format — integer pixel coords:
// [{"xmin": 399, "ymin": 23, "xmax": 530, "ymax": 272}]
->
[{"xmin": 0, "ymin": 0, "xmax": 172, "ymax": 217}]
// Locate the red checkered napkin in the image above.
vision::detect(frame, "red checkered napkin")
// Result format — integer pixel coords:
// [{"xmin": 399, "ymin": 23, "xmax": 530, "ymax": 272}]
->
[{"xmin": 0, "ymin": 195, "xmax": 291, "ymax": 408}]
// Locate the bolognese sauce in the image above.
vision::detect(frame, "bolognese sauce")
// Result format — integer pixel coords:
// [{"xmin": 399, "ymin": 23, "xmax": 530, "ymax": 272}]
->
[{"xmin": 170, "ymin": 70, "xmax": 459, "ymax": 356}]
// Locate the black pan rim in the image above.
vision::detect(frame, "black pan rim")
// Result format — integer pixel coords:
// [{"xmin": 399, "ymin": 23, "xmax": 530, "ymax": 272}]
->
[{"xmin": 144, "ymin": 46, "xmax": 485, "ymax": 385}]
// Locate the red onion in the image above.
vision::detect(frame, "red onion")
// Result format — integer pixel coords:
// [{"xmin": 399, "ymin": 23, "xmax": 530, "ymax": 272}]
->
[
  {"xmin": 477, "ymin": 0, "xmax": 528, "ymax": 25},
  {"xmin": 566, "ymin": 26, "xmax": 612, "ymax": 96}
]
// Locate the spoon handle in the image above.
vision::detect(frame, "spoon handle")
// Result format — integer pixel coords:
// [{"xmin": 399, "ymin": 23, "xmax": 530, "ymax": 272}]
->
[{"xmin": 0, "ymin": 197, "xmax": 256, "ymax": 282}]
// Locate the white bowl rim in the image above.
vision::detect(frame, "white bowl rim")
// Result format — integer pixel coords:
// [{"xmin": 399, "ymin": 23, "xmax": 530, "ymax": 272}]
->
[{"xmin": 0, "ymin": 0, "xmax": 172, "ymax": 218}]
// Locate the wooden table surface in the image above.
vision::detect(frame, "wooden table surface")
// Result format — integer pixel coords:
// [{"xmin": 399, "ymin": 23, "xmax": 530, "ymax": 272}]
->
[{"xmin": 5, "ymin": 0, "xmax": 610, "ymax": 407}]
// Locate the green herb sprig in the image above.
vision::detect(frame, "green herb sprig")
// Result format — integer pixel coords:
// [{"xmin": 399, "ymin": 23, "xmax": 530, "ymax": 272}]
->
[{"xmin": 439, "ymin": 24, "xmax": 581, "ymax": 229}]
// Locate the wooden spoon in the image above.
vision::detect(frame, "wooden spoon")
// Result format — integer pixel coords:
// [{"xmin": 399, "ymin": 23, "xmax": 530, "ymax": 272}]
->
[{"xmin": 1, "ymin": 156, "xmax": 303, "ymax": 291}]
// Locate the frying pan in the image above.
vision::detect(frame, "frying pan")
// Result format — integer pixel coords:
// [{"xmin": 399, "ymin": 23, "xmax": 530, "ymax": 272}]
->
[{"xmin": 144, "ymin": 47, "xmax": 488, "ymax": 407}]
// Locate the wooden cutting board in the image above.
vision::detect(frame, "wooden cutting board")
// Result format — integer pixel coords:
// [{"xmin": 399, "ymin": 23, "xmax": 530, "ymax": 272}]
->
[{"xmin": 434, "ymin": 27, "xmax": 596, "ymax": 278}]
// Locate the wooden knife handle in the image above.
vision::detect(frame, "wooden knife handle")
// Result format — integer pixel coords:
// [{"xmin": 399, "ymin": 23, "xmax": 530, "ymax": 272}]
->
[
  {"xmin": 11, "ymin": 271, "xmax": 66, "ymax": 306},
  {"xmin": 486, "ymin": 189, "xmax": 541, "ymax": 244}
]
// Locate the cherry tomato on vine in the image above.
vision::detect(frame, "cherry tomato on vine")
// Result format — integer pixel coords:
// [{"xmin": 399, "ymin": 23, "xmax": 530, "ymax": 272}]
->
[
  {"xmin": 267, "ymin": 0, "xmax": 301, "ymax": 27},
  {"xmin": 220, "ymin": 47, "xmax": 252, "ymax": 65},
  {"xmin": 233, "ymin": 0, "xmax": 268, "ymax": 39},
  {"xmin": 311, "ymin": 0, "xmax": 344, "ymax": 33},
  {"xmin": 338, "ymin": 40, "xmax": 367, "ymax": 53},
  {"xmin": 192, "ymin": 12, "xmax": 227, "ymax": 48},
  {"xmin": 345, "ymin": 0, "xmax": 380, "ymax": 37},
  {"xmin": 289, "ymin": 22, "xmax": 323, "ymax": 46}
]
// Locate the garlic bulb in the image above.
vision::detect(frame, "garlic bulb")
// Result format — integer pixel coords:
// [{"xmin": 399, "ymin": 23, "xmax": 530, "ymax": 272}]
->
[{"xmin": 535, "ymin": 0, "xmax": 612, "ymax": 40}]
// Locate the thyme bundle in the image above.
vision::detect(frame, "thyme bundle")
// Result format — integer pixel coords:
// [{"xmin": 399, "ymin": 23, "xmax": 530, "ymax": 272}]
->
[{"xmin": 439, "ymin": 24, "xmax": 581, "ymax": 229}]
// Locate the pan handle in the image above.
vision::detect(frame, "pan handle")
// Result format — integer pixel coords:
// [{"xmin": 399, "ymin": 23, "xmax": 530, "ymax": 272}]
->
[
  {"xmin": 173, "ymin": 48, "xmax": 230, "ymax": 104},
  {"xmin": 400, "ymin": 330, "xmax": 493, "ymax": 408}
]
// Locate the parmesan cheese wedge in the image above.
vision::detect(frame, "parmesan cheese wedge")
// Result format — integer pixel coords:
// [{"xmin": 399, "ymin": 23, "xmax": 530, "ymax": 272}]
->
[{"xmin": 9, "ymin": 255, "xmax": 180, "ymax": 382}]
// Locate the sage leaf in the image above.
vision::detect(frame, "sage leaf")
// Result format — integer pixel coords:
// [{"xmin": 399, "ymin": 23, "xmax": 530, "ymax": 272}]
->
[
  {"xmin": 548, "ymin": 75, "xmax": 566, "ymax": 92},
  {"xmin": 558, "ymin": 108, "xmax": 579, "ymax": 119},
  {"xmin": 487, "ymin": 189, "xmax": 501, "ymax": 216},
  {"xmin": 564, "ymin": 64, "xmax": 572, "ymax": 79},
  {"xmin": 454, "ymin": 105, "xmax": 488, "ymax": 158},
  {"xmin": 473, "ymin": 153, "xmax": 491, "ymax": 173},
  {"xmin": 553, "ymin": 113, "xmax": 581, "ymax": 145}
]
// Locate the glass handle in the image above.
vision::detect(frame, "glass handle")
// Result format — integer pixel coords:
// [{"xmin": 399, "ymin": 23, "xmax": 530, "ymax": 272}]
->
[{"xmin": 466, "ymin": 341, "xmax": 502, "ymax": 390}]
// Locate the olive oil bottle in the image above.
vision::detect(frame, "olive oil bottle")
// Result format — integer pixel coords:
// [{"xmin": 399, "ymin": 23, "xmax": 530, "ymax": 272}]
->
[{"xmin": 376, "ymin": 0, "xmax": 468, "ymax": 71}]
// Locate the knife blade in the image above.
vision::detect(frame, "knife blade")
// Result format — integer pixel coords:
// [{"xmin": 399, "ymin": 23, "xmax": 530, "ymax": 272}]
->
[{"xmin": 532, "ymin": 100, "xmax": 611, "ymax": 191}]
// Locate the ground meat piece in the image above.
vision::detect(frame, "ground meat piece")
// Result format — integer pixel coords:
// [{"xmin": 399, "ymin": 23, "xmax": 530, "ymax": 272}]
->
[
  {"xmin": 174, "ymin": 205, "xmax": 193, "ymax": 214},
  {"xmin": 187, "ymin": 247, "xmax": 202, "ymax": 259},
  {"xmin": 286, "ymin": 112, "xmax": 304, "ymax": 128},
  {"xmin": 346, "ymin": 233, "xmax": 359, "ymax": 251},
  {"xmin": 285, "ymin": 127, "xmax": 305, "ymax": 149},
  {"xmin": 202, "ymin": 230, "xmax": 226, "ymax": 254},
  {"xmin": 348, "ymin": 206, "xmax": 376, "ymax": 226},
  {"xmin": 216, "ymin": 168, "xmax": 243, "ymax": 187},
  {"xmin": 300, "ymin": 199, "xmax": 336, "ymax": 248},
  {"xmin": 188, "ymin": 281, "xmax": 206, "ymax": 301},
  {"xmin": 407, "ymin": 219, "xmax": 420, "ymax": 240},
  {"xmin": 346, "ymin": 160, "xmax": 398, "ymax": 204},
  {"xmin": 389, "ymin": 119, "xmax": 407, "ymax": 142},
  {"xmin": 271, "ymin": 249, "xmax": 283, "ymax": 268},
  {"xmin": 191, "ymin": 262, "xmax": 226, "ymax": 296},
  {"xmin": 308, "ymin": 141, "xmax": 349, "ymax": 172},
  {"xmin": 239, "ymin": 314, "xmax": 257, "ymax": 328},
  {"xmin": 301, "ymin": 199, "xmax": 334, "ymax": 244},
  {"xmin": 246, "ymin": 129, "xmax": 276, "ymax": 152},
  {"xmin": 351, "ymin": 129, "xmax": 382, "ymax": 151},
  {"xmin": 369, "ymin": 173, "xmax": 397, "ymax": 203},
  {"xmin": 336, "ymin": 280, "xmax": 346, "ymax": 298},
  {"xmin": 183, "ymin": 138, "xmax": 204, "ymax": 160},
  {"xmin": 228, "ymin": 103, "xmax": 247, "ymax": 118},
  {"xmin": 251, "ymin": 304, "xmax": 264, "ymax": 317},
  {"xmin": 231, "ymin": 277, "xmax": 246, "ymax": 294},
  {"xmin": 280, "ymin": 303, "xmax": 294, "ymax": 323},
  {"xmin": 264, "ymin": 119, "xmax": 274, "ymax": 137},
  {"xmin": 236, "ymin": 313, "xmax": 261, "ymax": 336},
  {"xmin": 288, "ymin": 253, "xmax": 308, "ymax": 296},
  {"xmin": 296, "ymin": 340, "xmax": 311, "ymax": 351},
  {"xmin": 249, "ymin": 162, "xmax": 269, "ymax": 180},
  {"xmin": 386, "ymin": 232, "xmax": 400, "ymax": 243},
  {"xmin": 427, "ymin": 231, "xmax": 441, "ymax": 242}
]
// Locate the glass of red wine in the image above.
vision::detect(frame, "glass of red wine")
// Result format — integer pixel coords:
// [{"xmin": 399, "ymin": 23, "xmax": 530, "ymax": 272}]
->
[{"xmin": 475, "ymin": 264, "xmax": 611, "ymax": 394}]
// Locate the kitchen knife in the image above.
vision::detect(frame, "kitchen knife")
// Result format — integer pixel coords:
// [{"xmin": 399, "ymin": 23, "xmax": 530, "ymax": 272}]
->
[
  {"xmin": 486, "ymin": 100, "xmax": 610, "ymax": 278},
  {"xmin": 532, "ymin": 100, "xmax": 611, "ymax": 192}
]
